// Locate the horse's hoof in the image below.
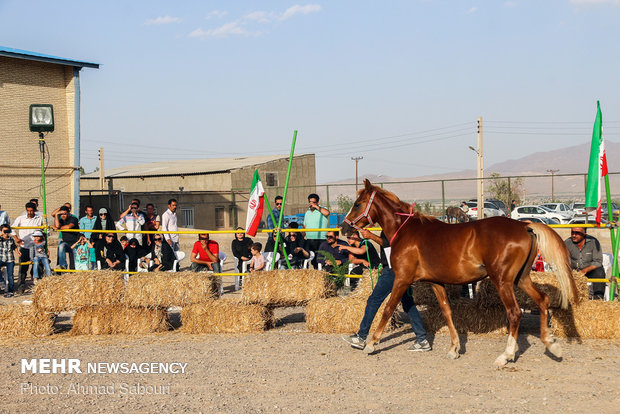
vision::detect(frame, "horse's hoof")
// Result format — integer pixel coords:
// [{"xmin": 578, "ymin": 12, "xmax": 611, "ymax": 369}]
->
[
  {"xmin": 363, "ymin": 343, "xmax": 375, "ymax": 354},
  {"xmin": 548, "ymin": 342, "xmax": 562, "ymax": 358},
  {"xmin": 494, "ymin": 354, "xmax": 509, "ymax": 368},
  {"xmin": 447, "ymin": 350, "xmax": 459, "ymax": 360}
]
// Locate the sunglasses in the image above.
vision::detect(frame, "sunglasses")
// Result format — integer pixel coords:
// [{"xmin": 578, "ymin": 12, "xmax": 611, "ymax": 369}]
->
[
  {"xmin": 2, "ymin": 230, "xmax": 10, "ymax": 234},
  {"xmin": 571, "ymin": 231, "xmax": 585, "ymax": 235},
  {"xmin": 99, "ymin": 213, "xmax": 107, "ymax": 216},
  {"xmin": 275, "ymin": 202, "xmax": 282, "ymax": 206},
  {"xmin": 154, "ymin": 238, "xmax": 162, "ymax": 241},
  {"xmin": 199, "ymin": 237, "xmax": 208, "ymax": 240},
  {"xmin": 106, "ymin": 235, "xmax": 114, "ymax": 238},
  {"xmin": 326, "ymin": 236, "xmax": 335, "ymax": 239}
]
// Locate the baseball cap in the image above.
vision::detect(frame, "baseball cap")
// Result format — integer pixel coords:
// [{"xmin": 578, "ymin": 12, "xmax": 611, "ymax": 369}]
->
[
  {"xmin": 32, "ymin": 230, "xmax": 44, "ymax": 237},
  {"xmin": 99, "ymin": 208, "xmax": 107, "ymax": 214}
]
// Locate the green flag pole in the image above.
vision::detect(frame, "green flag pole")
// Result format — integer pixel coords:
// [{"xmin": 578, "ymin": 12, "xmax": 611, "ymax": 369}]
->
[
  {"xmin": 604, "ymin": 175, "xmax": 619, "ymax": 300},
  {"xmin": 270, "ymin": 130, "xmax": 298, "ymax": 270},
  {"xmin": 264, "ymin": 195, "xmax": 292, "ymax": 270}
]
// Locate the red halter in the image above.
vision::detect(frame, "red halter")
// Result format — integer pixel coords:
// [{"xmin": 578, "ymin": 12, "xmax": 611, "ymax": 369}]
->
[
  {"xmin": 343, "ymin": 190, "xmax": 377, "ymax": 231},
  {"xmin": 389, "ymin": 202, "xmax": 417, "ymax": 245}
]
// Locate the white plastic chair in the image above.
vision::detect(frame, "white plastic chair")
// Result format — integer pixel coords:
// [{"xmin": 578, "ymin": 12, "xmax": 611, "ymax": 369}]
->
[
  {"xmin": 262, "ymin": 252, "xmax": 280, "ymax": 270},
  {"xmin": 233, "ymin": 257, "xmax": 250, "ymax": 291},
  {"xmin": 602, "ymin": 253, "xmax": 613, "ymax": 301},
  {"xmin": 302, "ymin": 251, "xmax": 315, "ymax": 269},
  {"xmin": 171, "ymin": 251, "xmax": 186, "ymax": 272},
  {"xmin": 218, "ymin": 251, "xmax": 226, "ymax": 269}
]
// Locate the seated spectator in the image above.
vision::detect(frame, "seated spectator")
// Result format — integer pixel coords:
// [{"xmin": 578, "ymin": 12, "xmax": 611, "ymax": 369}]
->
[
  {"xmin": 71, "ymin": 234, "xmax": 93, "ymax": 271},
  {"xmin": 0, "ymin": 224, "xmax": 19, "ymax": 297},
  {"xmin": 249, "ymin": 242, "xmax": 265, "ymax": 272},
  {"xmin": 564, "ymin": 227, "xmax": 606, "ymax": 300},
  {"xmin": 116, "ymin": 202, "xmax": 145, "ymax": 242},
  {"xmin": 52, "ymin": 205, "xmax": 79, "ymax": 270},
  {"xmin": 30, "ymin": 230, "xmax": 51, "ymax": 282},
  {"xmin": 120, "ymin": 236, "xmax": 129, "ymax": 249},
  {"xmin": 231, "ymin": 227, "xmax": 253, "ymax": 273},
  {"xmin": 317, "ymin": 231, "xmax": 350, "ymax": 273},
  {"xmin": 143, "ymin": 203, "xmax": 161, "ymax": 246},
  {"xmin": 124, "ymin": 238, "xmax": 147, "ymax": 272},
  {"xmin": 284, "ymin": 223, "xmax": 310, "ymax": 269},
  {"xmin": 190, "ymin": 233, "xmax": 220, "ymax": 273},
  {"xmin": 339, "ymin": 230, "xmax": 380, "ymax": 289},
  {"xmin": 264, "ymin": 231, "xmax": 287, "ymax": 256},
  {"xmin": 91, "ymin": 207, "xmax": 116, "ymax": 246},
  {"xmin": 145, "ymin": 234, "xmax": 176, "ymax": 272},
  {"xmin": 96, "ymin": 233, "xmax": 124, "ymax": 271}
]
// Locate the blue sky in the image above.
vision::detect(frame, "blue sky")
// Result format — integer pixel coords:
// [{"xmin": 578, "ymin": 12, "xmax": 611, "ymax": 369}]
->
[{"xmin": 2, "ymin": 0, "xmax": 620, "ymax": 183}]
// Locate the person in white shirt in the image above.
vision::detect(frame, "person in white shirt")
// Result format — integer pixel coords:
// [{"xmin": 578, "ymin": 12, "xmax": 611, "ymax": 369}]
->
[
  {"xmin": 116, "ymin": 202, "xmax": 146, "ymax": 242},
  {"xmin": 161, "ymin": 198, "xmax": 179, "ymax": 251},
  {"xmin": 11, "ymin": 202, "xmax": 43, "ymax": 292}
]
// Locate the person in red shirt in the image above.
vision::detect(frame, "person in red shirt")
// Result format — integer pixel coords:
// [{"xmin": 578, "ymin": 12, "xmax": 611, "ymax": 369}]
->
[{"xmin": 190, "ymin": 233, "xmax": 220, "ymax": 272}]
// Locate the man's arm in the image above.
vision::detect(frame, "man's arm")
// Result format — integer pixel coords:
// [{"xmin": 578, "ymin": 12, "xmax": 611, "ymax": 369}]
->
[
  {"xmin": 360, "ymin": 229, "xmax": 384, "ymax": 247},
  {"xmin": 319, "ymin": 206, "xmax": 330, "ymax": 217}
]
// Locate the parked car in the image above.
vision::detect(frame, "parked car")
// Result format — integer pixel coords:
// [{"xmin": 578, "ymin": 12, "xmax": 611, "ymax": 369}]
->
[
  {"xmin": 510, "ymin": 206, "xmax": 562, "ymax": 224},
  {"xmin": 568, "ymin": 216, "xmax": 608, "ymax": 225},
  {"xmin": 539, "ymin": 203, "xmax": 574, "ymax": 221},
  {"xmin": 516, "ymin": 217, "xmax": 557, "ymax": 225},
  {"xmin": 468, "ymin": 198, "xmax": 509, "ymax": 216},
  {"xmin": 465, "ymin": 201, "xmax": 505, "ymax": 219},
  {"xmin": 537, "ymin": 205, "xmax": 572, "ymax": 224},
  {"xmin": 569, "ymin": 202, "xmax": 586, "ymax": 216},
  {"xmin": 569, "ymin": 202, "xmax": 619, "ymax": 221}
]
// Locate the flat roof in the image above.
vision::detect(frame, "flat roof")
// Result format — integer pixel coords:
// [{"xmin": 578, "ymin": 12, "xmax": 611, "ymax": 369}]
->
[
  {"xmin": 81, "ymin": 154, "xmax": 313, "ymax": 179},
  {"xmin": 0, "ymin": 46, "xmax": 99, "ymax": 69}
]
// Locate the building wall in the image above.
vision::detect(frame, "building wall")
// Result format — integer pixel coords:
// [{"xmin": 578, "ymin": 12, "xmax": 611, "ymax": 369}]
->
[
  {"xmin": 0, "ymin": 57, "xmax": 76, "ymax": 220},
  {"xmin": 81, "ymin": 171, "xmax": 232, "ymax": 193}
]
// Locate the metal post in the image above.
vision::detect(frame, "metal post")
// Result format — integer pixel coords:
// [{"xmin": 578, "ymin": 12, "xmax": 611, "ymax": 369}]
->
[
  {"xmin": 441, "ymin": 180, "xmax": 445, "ymax": 218},
  {"xmin": 351, "ymin": 156, "xmax": 363, "ymax": 192},
  {"xmin": 547, "ymin": 169, "xmax": 559, "ymax": 202}
]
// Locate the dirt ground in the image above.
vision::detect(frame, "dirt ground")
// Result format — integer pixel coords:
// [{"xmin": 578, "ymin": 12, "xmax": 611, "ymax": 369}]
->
[{"xmin": 1, "ymin": 229, "xmax": 619, "ymax": 412}]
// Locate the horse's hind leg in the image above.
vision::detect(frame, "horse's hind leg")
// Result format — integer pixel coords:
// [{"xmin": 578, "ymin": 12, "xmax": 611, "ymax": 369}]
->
[
  {"xmin": 430, "ymin": 284, "xmax": 460, "ymax": 359},
  {"xmin": 491, "ymin": 279, "xmax": 523, "ymax": 367},
  {"xmin": 518, "ymin": 274, "xmax": 561, "ymax": 358},
  {"xmin": 363, "ymin": 279, "xmax": 410, "ymax": 354}
]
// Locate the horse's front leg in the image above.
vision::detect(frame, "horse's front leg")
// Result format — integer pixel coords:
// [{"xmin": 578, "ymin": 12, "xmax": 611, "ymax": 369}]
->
[
  {"xmin": 363, "ymin": 278, "xmax": 411, "ymax": 354},
  {"xmin": 430, "ymin": 283, "xmax": 460, "ymax": 359}
]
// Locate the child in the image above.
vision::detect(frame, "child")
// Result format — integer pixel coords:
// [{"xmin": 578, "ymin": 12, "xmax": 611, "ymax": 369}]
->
[
  {"xmin": 249, "ymin": 242, "xmax": 265, "ymax": 272},
  {"xmin": 72, "ymin": 234, "xmax": 92, "ymax": 271},
  {"xmin": 89, "ymin": 240, "xmax": 97, "ymax": 270},
  {"xmin": 0, "ymin": 224, "xmax": 19, "ymax": 297},
  {"xmin": 30, "ymin": 230, "xmax": 51, "ymax": 281},
  {"xmin": 120, "ymin": 235, "xmax": 129, "ymax": 249}
]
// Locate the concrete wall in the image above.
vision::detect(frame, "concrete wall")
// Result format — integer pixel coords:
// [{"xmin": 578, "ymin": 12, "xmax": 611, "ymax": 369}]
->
[{"xmin": 0, "ymin": 57, "xmax": 77, "ymax": 221}]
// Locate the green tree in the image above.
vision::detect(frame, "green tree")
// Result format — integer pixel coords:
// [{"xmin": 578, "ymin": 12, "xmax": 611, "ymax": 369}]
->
[
  {"xmin": 335, "ymin": 194, "xmax": 354, "ymax": 213},
  {"xmin": 488, "ymin": 172, "xmax": 523, "ymax": 207}
]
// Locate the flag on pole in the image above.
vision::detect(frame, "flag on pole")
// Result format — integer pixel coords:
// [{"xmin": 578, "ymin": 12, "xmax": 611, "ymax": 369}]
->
[
  {"xmin": 585, "ymin": 101, "xmax": 608, "ymax": 224},
  {"xmin": 245, "ymin": 170, "xmax": 265, "ymax": 237}
]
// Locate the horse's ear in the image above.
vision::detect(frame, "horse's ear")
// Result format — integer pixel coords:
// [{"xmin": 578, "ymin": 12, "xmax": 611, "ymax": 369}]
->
[{"xmin": 364, "ymin": 179, "xmax": 373, "ymax": 191}]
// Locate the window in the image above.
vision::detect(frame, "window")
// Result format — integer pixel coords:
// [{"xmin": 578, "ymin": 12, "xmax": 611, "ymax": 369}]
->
[
  {"xmin": 265, "ymin": 172, "xmax": 278, "ymax": 187},
  {"xmin": 181, "ymin": 207, "xmax": 194, "ymax": 228},
  {"xmin": 215, "ymin": 207, "xmax": 225, "ymax": 228}
]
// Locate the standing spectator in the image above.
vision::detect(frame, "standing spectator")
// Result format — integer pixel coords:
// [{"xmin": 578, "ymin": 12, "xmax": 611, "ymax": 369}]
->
[
  {"xmin": 96, "ymin": 233, "xmax": 124, "ymax": 270},
  {"xmin": 460, "ymin": 201, "xmax": 469, "ymax": 214},
  {"xmin": 71, "ymin": 234, "xmax": 92, "ymax": 271},
  {"xmin": 303, "ymin": 193, "xmax": 330, "ymax": 267},
  {"xmin": 12, "ymin": 202, "xmax": 43, "ymax": 292},
  {"xmin": 231, "ymin": 227, "xmax": 253, "ymax": 273},
  {"xmin": 119, "ymin": 199, "xmax": 145, "ymax": 221},
  {"xmin": 20, "ymin": 199, "xmax": 42, "ymax": 217},
  {"xmin": 249, "ymin": 242, "xmax": 265, "ymax": 272},
  {"xmin": 145, "ymin": 234, "xmax": 176, "ymax": 272},
  {"xmin": 116, "ymin": 201, "xmax": 145, "ymax": 241},
  {"xmin": 161, "ymin": 199, "xmax": 179, "ymax": 251},
  {"xmin": 266, "ymin": 195, "xmax": 283, "ymax": 229},
  {"xmin": 511, "ymin": 200, "xmax": 517, "ymax": 212},
  {"xmin": 339, "ymin": 230, "xmax": 380, "ymax": 289},
  {"xmin": 564, "ymin": 227, "xmax": 606, "ymax": 300},
  {"xmin": 30, "ymin": 230, "xmax": 51, "ymax": 281},
  {"xmin": 0, "ymin": 224, "xmax": 19, "ymax": 297},
  {"xmin": 190, "ymin": 233, "xmax": 220, "ymax": 273},
  {"xmin": 143, "ymin": 203, "xmax": 161, "ymax": 247},
  {"xmin": 78, "ymin": 205, "xmax": 96, "ymax": 239},
  {"xmin": 0, "ymin": 205, "xmax": 10, "ymax": 226},
  {"xmin": 91, "ymin": 208, "xmax": 116, "ymax": 245},
  {"xmin": 317, "ymin": 231, "xmax": 350, "ymax": 273},
  {"xmin": 52, "ymin": 206, "xmax": 79, "ymax": 270},
  {"xmin": 125, "ymin": 238, "xmax": 147, "ymax": 272}
]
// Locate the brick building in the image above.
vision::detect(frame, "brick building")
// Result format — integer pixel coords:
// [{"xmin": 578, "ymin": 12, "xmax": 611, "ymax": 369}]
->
[
  {"xmin": 0, "ymin": 46, "xmax": 99, "ymax": 221},
  {"xmin": 80, "ymin": 154, "xmax": 317, "ymax": 230}
]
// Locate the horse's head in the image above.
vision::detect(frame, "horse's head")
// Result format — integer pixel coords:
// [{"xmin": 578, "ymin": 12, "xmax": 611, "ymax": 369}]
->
[{"xmin": 340, "ymin": 179, "xmax": 380, "ymax": 236}]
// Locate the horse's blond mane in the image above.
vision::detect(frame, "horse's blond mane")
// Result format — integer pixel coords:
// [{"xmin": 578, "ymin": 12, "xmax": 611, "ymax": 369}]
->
[{"xmin": 362, "ymin": 184, "xmax": 439, "ymax": 223}]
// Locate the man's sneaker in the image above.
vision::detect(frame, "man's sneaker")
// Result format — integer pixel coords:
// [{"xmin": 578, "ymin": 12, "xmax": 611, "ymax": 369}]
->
[
  {"xmin": 408, "ymin": 339, "xmax": 431, "ymax": 352},
  {"xmin": 3, "ymin": 292, "xmax": 14, "ymax": 298},
  {"xmin": 342, "ymin": 334, "xmax": 366, "ymax": 350}
]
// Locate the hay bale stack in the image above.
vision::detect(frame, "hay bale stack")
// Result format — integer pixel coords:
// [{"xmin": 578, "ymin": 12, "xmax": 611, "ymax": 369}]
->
[
  {"xmin": 425, "ymin": 299, "xmax": 508, "ymax": 336},
  {"xmin": 181, "ymin": 299, "xmax": 274, "ymax": 333},
  {"xmin": 410, "ymin": 283, "xmax": 462, "ymax": 306},
  {"xmin": 551, "ymin": 301, "xmax": 620, "ymax": 339},
  {"xmin": 124, "ymin": 271, "xmax": 220, "ymax": 308},
  {"xmin": 0, "ymin": 305, "xmax": 55, "ymax": 338},
  {"xmin": 70, "ymin": 305, "xmax": 170, "ymax": 335},
  {"xmin": 33, "ymin": 271, "xmax": 125, "ymax": 312},
  {"xmin": 475, "ymin": 271, "xmax": 589, "ymax": 310},
  {"xmin": 241, "ymin": 269, "xmax": 336, "ymax": 307}
]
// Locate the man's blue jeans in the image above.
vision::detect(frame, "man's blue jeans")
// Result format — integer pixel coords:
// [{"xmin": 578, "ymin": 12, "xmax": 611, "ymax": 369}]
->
[
  {"xmin": 357, "ymin": 267, "xmax": 427, "ymax": 342},
  {"xmin": 57, "ymin": 241, "xmax": 75, "ymax": 270},
  {"xmin": 1, "ymin": 261, "xmax": 14, "ymax": 293}
]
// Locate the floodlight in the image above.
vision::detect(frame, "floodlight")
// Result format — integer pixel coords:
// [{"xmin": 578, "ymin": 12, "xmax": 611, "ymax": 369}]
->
[{"xmin": 29, "ymin": 104, "xmax": 54, "ymax": 133}]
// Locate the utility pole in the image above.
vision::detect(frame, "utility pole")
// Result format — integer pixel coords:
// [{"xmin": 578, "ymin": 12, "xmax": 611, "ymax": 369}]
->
[
  {"xmin": 547, "ymin": 169, "xmax": 559, "ymax": 202},
  {"xmin": 98, "ymin": 147, "xmax": 105, "ymax": 191},
  {"xmin": 469, "ymin": 118, "xmax": 484, "ymax": 220},
  {"xmin": 351, "ymin": 156, "xmax": 363, "ymax": 191}
]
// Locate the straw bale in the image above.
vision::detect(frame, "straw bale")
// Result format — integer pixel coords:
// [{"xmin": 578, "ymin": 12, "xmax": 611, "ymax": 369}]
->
[
  {"xmin": 33, "ymin": 271, "xmax": 125, "ymax": 312},
  {"xmin": 425, "ymin": 300, "xmax": 508, "ymax": 336},
  {"xmin": 410, "ymin": 283, "xmax": 462, "ymax": 306},
  {"xmin": 551, "ymin": 301, "xmax": 620, "ymax": 339},
  {"xmin": 124, "ymin": 271, "xmax": 220, "ymax": 308},
  {"xmin": 70, "ymin": 305, "xmax": 170, "ymax": 335},
  {"xmin": 0, "ymin": 305, "xmax": 55, "ymax": 338},
  {"xmin": 181, "ymin": 299, "xmax": 274, "ymax": 333},
  {"xmin": 475, "ymin": 271, "xmax": 589, "ymax": 310},
  {"xmin": 241, "ymin": 269, "xmax": 336, "ymax": 307}
]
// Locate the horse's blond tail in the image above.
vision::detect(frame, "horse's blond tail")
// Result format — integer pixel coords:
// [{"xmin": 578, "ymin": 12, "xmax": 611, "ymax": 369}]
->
[{"xmin": 527, "ymin": 223, "xmax": 579, "ymax": 309}]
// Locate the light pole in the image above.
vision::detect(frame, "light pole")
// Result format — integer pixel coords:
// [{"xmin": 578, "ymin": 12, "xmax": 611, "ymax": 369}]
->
[
  {"xmin": 469, "ymin": 117, "xmax": 484, "ymax": 220},
  {"xmin": 29, "ymin": 104, "xmax": 54, "ymax": 227},
  {"xmin": 351, "ymin": 156, "xmax": 363, "ymax": 191},
  {"xmin": 547, "ymin": 169, "xmax": 559, "ymax": 202}
]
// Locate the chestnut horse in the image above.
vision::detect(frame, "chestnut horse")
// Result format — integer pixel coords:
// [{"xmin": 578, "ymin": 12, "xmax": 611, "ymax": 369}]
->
[{"xmin": 341, "ymin": 180, "xmax": 578, "ymax": 367}]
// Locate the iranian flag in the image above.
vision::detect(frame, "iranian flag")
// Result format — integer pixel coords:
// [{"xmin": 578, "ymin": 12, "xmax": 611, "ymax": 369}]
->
[
  {"xmin": 585, "ymin": 101, "xmax": 608, "ymax": 225},
  {"xmin": 245, "ymin": 170, "xmax": 265, "ymax": 237}
]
